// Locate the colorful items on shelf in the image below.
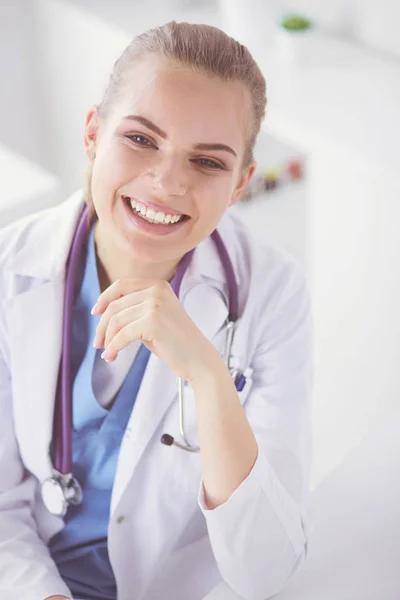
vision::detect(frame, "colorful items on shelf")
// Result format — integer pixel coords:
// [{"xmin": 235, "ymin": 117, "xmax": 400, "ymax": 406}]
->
[{"xmin": 241, "ymin": 158, "xmax": 304, "ymax": 203}]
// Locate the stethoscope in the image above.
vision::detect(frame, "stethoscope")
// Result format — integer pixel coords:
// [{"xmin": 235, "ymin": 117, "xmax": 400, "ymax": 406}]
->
[{"xmin": 41, "ymin": 204, "xmax": 247, "ymax": 517}]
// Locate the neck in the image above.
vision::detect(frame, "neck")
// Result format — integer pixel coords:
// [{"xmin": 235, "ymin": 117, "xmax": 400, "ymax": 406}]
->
[{"xmin": 93, "ymin": 220, "xmax": 180, "ymax": 293}]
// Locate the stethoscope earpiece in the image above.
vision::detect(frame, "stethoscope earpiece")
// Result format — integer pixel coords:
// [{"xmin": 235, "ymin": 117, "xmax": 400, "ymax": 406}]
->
[
  {"xmin": 160, "ymin": 433, "xmax": 174, "ymax": 446},
  {"xmin": 160, "ymin": 433, "xmax": 200, "ymax": 453}
]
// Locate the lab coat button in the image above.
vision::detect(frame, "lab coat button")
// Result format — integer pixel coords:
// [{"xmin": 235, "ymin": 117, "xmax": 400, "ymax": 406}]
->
[{"xmin": 117, "ymin": 515, "xmax": 125, "ymax": 524}]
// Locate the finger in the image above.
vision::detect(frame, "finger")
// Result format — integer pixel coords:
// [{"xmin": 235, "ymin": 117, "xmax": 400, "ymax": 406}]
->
[
  {"xmin": 103, "ymin": 303, "xmax": 145, "ymax": 349},
  {"xmin": 93, "ymin": 291, "xmax": 149, "ymax": 348},
  {"xmin": 101, "ymin": 318, "xmax": 146, "ymax": 362},
  {"xmin": 91, "ymin": 278, "xmax": 159, "ymax": 315}
]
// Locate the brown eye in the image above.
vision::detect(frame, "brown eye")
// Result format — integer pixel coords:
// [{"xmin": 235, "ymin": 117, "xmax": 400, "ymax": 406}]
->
[
  {"xmin": 194, "ymin": 158, "xmax": 224, "ymax": 170},
  {"xmin": 125, "ymin": 134, "xmax": 154, "ymax": 147}
]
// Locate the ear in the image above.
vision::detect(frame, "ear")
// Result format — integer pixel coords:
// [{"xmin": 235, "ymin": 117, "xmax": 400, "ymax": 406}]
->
[
  {"xmin": 84, "ymin": 105, "xmax": 100, "ymax": 160},
  {"xmin": 229, "ymin": 160, "xmax": 257, "ymax": 207}
]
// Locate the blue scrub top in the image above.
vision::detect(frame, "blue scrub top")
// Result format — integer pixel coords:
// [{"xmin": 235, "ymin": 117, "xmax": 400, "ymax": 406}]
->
[{"xmin": 49, "ymin": 221, "xmax": 151, "ymax": 600}]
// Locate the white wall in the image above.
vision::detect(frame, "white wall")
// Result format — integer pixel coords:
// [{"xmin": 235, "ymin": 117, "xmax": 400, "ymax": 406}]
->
[
  {"xmin": 352, "ymin": 0, "xmax": 400, "ymax": 59},
  {"xmin": 0, "ymin": 0, "xmax": 43, "ymax": 163},
  {"xmin": 0, "ymin": 143, "xmax": 61, "ymax": 226},
  {"xmin": 310, "ymin": 150, "xmax": 400, "ymax": 487},
  {"xmin": 234, "ymin": 182, "xmax": 309, "ymax": 274},
  {"xmin": 67, "ymin": 0, "xmax": 220, "ymax": 33}
]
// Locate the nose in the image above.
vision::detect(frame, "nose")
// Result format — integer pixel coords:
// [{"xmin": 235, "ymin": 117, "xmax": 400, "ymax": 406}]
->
[{"xmin": 150, "ymin": 156, "xmax": 188, "ymax": 197}]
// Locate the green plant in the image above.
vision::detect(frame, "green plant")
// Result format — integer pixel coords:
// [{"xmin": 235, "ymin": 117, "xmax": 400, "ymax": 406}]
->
[{"xmin": 279, "ymin": 14, "xmax": 312, "ymax": 31}]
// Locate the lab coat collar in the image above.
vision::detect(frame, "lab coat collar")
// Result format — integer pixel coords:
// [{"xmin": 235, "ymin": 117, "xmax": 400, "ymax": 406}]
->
[{"xmin": 7, "ymin": 189, "xmax": 241, "ymax": 289}]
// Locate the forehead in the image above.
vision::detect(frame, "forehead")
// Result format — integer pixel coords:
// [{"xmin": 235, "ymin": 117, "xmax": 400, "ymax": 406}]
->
[{"xmin": 109, "ymin": 55, "xmax": 249, "ymax": 150}]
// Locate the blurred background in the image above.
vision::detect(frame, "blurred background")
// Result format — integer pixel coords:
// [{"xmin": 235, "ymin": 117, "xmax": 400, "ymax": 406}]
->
[{"xmin": 1, "ymin": 1, "xmax": 400, "ymax": 597}]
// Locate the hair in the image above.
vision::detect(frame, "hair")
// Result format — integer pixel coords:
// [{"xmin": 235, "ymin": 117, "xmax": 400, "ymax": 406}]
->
[{"xmin": 84, "ymin": 20, "xmax": 267, "ymax": 222}]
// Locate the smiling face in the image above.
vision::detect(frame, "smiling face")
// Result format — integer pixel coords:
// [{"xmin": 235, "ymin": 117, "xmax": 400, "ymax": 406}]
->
[{"xmin": 84, "ymin": 54, "xmax": 256, "ymax": 281}]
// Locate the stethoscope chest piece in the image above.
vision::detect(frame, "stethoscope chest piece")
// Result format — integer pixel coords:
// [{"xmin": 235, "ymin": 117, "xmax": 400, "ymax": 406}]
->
[{"xmin": 41, "ymin": 473, "xmax": 83, "ymax": 517}]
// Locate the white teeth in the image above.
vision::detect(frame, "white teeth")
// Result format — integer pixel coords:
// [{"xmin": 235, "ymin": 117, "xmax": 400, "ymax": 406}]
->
[{"xmin": 127, "ymin": 197, "xmax": 184, "ymax": 225}]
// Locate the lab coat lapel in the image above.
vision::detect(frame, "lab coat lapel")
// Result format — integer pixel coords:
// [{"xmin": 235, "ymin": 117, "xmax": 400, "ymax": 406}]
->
[
  {"xmin": 3, "ymin": 191, "xmax": 86, "ymax": 480},
  {"xmin": 4, "ymin": 275, "xmax": 65, "ymax": 480}
]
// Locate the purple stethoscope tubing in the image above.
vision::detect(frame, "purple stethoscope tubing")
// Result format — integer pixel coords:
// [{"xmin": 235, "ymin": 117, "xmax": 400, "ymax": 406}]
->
[
  {"xmin": 53, "ymin": 204, "xmax": 244, "ymax": 476},
  {"xmin": 54, "ymin": 204, "xmax": 93, "ymax": 477}
]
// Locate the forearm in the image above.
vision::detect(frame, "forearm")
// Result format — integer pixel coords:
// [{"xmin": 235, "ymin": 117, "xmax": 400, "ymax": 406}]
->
[{"xmin": 190, "ymin": 351, "xmax": 258, "ymax": 510}]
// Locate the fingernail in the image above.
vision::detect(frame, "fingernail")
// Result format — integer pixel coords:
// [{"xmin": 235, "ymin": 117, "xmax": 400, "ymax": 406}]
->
[
  {"xmin": 101, "ymin": 349, "xmax": 111, "ymax": 361},
  {"xmin": 91, "ymin": 303, "xmax": 99, "ymax": 315}
]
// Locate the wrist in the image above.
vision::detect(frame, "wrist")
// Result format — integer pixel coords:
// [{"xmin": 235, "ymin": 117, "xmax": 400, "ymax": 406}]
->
[{"xmin": 188, "ymin": 348, "xmax": 228, "ymax": 390}]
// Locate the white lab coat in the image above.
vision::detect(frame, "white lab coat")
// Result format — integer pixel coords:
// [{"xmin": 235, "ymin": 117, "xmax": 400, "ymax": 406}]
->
[{"xmin": 0, "ymin": 191, "xmax": 313, "ymax": 600}]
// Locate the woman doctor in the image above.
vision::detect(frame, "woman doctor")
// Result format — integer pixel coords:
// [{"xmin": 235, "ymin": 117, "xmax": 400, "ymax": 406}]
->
[{"xmin": 0, "ymin": 21, "xmax": 313, "ymax": 600}]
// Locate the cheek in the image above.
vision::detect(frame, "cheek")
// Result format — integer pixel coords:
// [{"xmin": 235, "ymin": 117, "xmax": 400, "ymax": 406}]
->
[
  {"xmin": 189, "ymin": 180, "xmax": 232, "ymax": 243},
  {"xmin": 92, "ymin": 143, "xmax": 146, "ymax": 196},
  {"xmin": 196, "ymin": 177, "xmax": 232, "ymax": 216}
]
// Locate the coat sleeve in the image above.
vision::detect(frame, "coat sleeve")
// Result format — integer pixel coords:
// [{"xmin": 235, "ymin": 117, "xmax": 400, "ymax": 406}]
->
[
  {"xmin": 197, "ymin": 262, "xmax": 314, "ymax": 600},
  {"xmin": 0, "ymin": 349, "xmax": 72, "ymax": 600}
]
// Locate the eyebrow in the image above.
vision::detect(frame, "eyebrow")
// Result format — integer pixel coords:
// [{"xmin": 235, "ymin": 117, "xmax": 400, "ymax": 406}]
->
[{"xmin": 123, "ymin": 114, "xmax": 237, "ymax": 158}]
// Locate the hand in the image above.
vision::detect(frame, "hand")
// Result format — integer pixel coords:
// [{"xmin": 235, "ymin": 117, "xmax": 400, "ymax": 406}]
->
[
  {"xmin": 44, "ymin": 596, "xmax": 69, "ymax": 599},
  {"xmin": 91, "ymin": 279, "xmax": 218, "ymax": 382}
]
